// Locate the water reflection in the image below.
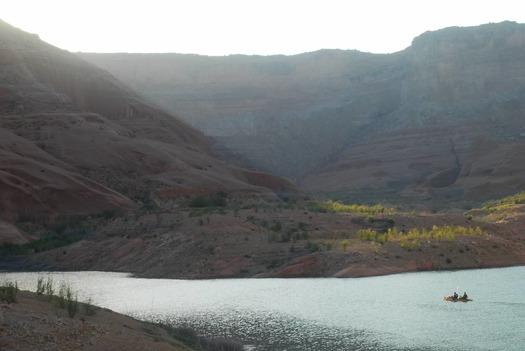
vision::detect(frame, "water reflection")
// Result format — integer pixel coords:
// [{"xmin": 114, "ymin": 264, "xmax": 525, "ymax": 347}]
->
[{"xmin": 159, "ymin": 310, "xmax": 388, "ymax": 351}]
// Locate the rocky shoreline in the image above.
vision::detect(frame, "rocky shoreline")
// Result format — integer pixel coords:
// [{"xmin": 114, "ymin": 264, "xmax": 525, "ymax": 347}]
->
[
  {"xmin": 0, "ymin": 289, "xmax": 247, "ymax": 351},
  {"xmin": 0, "ymin": 290, "xmax": 194, "ymax": 351}
]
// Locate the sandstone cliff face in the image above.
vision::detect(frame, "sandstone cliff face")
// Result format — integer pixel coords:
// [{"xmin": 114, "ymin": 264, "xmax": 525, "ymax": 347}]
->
[
  {"xmin": 0, "ymin": 20, "xmax": 298, "ymax": 243},
  {"xmin": 80, "ymin": 21, "xmax": 525, "ymax": 203}
]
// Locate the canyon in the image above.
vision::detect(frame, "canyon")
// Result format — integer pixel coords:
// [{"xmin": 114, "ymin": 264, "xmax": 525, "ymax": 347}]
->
[
  {"xmin": 0, "ymin": 20, "xmax": 524, "ymax": 281},
  {"xmin": 80, "ymin": 21, "xmax": 525, "ymax": 205},
  {"xmin": 3, "ymin": 18, "xmax": 525, "ymax": 351}
]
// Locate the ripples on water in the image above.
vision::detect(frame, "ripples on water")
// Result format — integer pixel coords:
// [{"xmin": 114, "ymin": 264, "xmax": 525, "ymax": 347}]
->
[{"xmin": 2, "ymin": 266, "xmax": 524, "ymax": 351}]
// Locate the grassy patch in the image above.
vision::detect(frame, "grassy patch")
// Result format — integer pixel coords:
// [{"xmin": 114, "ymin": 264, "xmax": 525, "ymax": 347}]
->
[
  {"xmin": 476, "ymin": 191, "xmax": 525, "ymax": 222},
  {"xmin": 0, "ymin": 223, "xmax": 95, "ymax": 256},
  {"xmin": 35, "ymin": 277, "xmax": 95, "ymax": 318},
  {"xmin": 310, "ymin": 200, "xmax": 394, "ymax": 215}
]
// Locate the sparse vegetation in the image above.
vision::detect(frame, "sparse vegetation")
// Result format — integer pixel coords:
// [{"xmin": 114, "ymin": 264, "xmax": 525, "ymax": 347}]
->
[
  {"xmin": 65, "ymin": 285, "xmax": 79, "ymax": 318},
  {"xmin": 358, "ymin": 224, "xmax": 486, "ymax": 249},
  {"xmin": 188, "ymin": 193, "xmax": 227, "ymax": 208},
  {"xmin": 100, "ymin": 208, "xmax": 124, "ymax": 220},
  {"xmin": 36, "ymin": 277, "xmax": 45, "ymax": 295},
  {"xmin": 153, "ymin": 324, "xmax": 244, "ymax": 351},
  {"xmin": 306, "ymin": 241, "xmax": 320, "ymax": 252},
  {"xmin": 484, "ymin": 191, "xmax": 525, "ymax": 208},
  {"xmin": 312, "ymin": 200, "xmax": 394, "ymax": 215},
  {"xmin": 0, "ymin": 221, "xmax": 95, "ymax": 256},
  {"xmin": 0, "ymin": 280, "xmax": 18, "ymax": 303},
  {"xmin": 82, "ymin": 296, "xmax": 98, "ymax": 316},
  {"xmin": 35, "ymin": 277, "xmax": 84, "ymax": 318},
  {"xmin": 322, "ymin": 241, "xmax": 333, "ymax": 251},
  {"xmin": 45, "ymin": 277, "xmax": 54, "ymax": 297},
  {"xmin": 358, "ymin": 228, "xmax": 389, "ymax": 244},
  {"xmin": 206, "ymin": 245, "xmax": 216, "ymax": 255},
  {"xmin": 477, "ymin": 191, "xmax": 525, "ymax": 222},
  {"xmin": 57, "ymin": 282, "xmax": 68, "ymax": 309}
]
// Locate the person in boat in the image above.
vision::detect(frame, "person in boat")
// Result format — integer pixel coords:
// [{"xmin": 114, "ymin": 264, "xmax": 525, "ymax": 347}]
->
[
  {"xmin": 462, "ymin": 292, "xmax": 468, "ymax": 299},
  {"xmin": 453, "ymin": 292, "xmax": 458, "ymax": 300}
]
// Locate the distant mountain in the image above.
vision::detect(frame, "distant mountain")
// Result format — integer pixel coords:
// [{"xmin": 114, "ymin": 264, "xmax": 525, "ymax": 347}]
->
[
  {"xmin": 0, "ymin": 19, "xmax": 297, "ymax": 243},
  {"xmin": 80, "ymin": 21, "xmax": 525, "ymax": 204}
]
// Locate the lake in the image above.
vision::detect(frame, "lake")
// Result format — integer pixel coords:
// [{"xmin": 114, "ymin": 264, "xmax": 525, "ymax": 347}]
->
[{"xmin": 1, "ymin": 266, "xmax": 524, "ymax": 350}]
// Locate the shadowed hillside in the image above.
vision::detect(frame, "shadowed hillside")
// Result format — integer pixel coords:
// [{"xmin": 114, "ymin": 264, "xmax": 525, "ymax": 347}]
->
[
  {"xmin": 0, "ymin": 19, "xmax": 298, "ymax": 244},
  {"xmin": 80, "ymin": 21, "xmax": 525, "ymax": 205}
]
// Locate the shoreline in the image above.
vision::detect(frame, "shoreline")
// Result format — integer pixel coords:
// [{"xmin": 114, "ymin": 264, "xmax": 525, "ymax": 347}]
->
[
  {"xmin": 0, "ymin": 290, "xmax": 197, "ymax": 351},
  {"xmin": 2, "ymin": 260, "xmax": 524, "ymax": 280}
]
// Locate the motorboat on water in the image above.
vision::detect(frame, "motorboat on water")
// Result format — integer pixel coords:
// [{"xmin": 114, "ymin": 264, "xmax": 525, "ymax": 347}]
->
[{"xmin": 444, "ymin": 295, "xmax": 472, "ymax": 302}]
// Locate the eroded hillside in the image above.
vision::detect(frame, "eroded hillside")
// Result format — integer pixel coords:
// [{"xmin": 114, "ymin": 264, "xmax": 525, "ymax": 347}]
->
[{"xmin": 0, "ymin": 19, "xmax": 298, "ymax": 244}]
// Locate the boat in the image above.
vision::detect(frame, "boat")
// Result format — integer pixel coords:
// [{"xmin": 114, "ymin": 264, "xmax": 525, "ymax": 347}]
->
[{"xmin": 444, "ymin": 296, "xmax": 472, "ymax": 302}]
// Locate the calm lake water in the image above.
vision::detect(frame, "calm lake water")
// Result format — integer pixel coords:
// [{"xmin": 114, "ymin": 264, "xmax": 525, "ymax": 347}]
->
[{"xmin": 1, "ymin": 267, "xmax": 524, "ymax": 351}]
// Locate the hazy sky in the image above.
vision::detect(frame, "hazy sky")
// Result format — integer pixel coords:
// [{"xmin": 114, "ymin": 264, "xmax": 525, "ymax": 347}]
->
[{"xmin": 2, "ymin": 0, "xmax": 525, "ymax": 56}]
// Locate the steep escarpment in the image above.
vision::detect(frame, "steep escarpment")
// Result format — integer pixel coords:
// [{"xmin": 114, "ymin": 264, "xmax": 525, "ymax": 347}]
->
[
  {"xmin": 81, "ymin": 21, "xmax": 525, "ymax": 204},
  {"xmin": 307, "ymin": 21, "xmax": 525, "ymax": 202},
  {"xmin": 0, "ymin": 19, "xmax": 298, "ymax": 244},
  {"xmin": 79, "ymin": 50, "xmax": 405, "ymax": 177}
]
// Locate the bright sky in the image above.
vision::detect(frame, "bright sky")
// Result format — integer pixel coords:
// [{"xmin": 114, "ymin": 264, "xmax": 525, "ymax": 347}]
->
[{"xmin": 2, "ymin": 0, "xmax": 524, "ymax": 56}]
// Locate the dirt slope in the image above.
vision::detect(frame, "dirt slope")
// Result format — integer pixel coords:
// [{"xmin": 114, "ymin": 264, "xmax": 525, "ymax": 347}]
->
[{"xmin": 0, "ymin": 290, "xmax": 196, "ymax": 351}]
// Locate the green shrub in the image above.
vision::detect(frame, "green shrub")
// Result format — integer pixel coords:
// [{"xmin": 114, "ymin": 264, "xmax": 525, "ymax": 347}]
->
[
  {"xmin": 83, "ymin": 296, "xmax": 98, "ymax": 316},
  {"xmin": 45, "ymin": 278, "xmax": 54, "ymax": 298},
  {"xmin": 271, "ymin": 221, "xmax": 282, "ymax": 232},
  {"xmin": 358, "ymin": 228, "xmax": 387, "ymax": 244},
  {"xmin": 36, "ymin": 277, "xmax": 55, "ymax": 298},
  {"xmin": 50, "ymin": 281, "xmax": 79, "ymax": 318},
  {"xmin": 0, "ymin": 281, "xmax": 18, "ymax": 303},
  {"xmin": 57, "ymin": 282, "xmax": 67, "ymax": 309},
  {"xmin": 36, "ymin": 277, "xmax": 45, "ymax": 295},
  {"xmin": 306, "ymin": 241, "xmax": 320, "ymax": 253},
  {"xmin": 66, "ymin": 285, "xmax": 78, "ymax": 318}
]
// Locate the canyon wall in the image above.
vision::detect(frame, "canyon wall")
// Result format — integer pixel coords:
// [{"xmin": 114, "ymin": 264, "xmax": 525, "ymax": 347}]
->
[{"xmin": 80, "ymin": 21, "xmax": 525, "ymax": 203}]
